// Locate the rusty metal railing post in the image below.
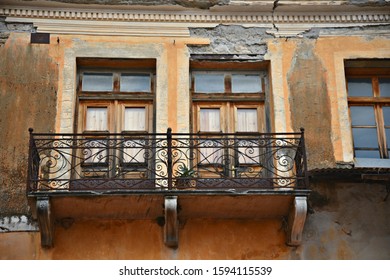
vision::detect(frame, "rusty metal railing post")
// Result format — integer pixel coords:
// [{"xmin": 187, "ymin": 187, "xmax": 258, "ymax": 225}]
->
[
  {"xmin": 26, "ymin": 128, "xmax": 34, "ymax": 194},
  {"xmin": 300, "ymin": 128, "xmax": 309, "ymax": 189},
  {"xmin": 167, "ymin": 127, "xmax": 173, "ymax": 190}
]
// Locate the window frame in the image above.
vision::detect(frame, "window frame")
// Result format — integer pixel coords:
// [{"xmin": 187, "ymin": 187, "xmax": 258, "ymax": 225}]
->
[
  {"xmin": 190, "ymin": 64, "xmax": 268, "ymax": 177},
  {"xmin": 75, "ymin": 61, "xmax": 156, "ymax": 178},
  {"xmin": 346, "ymin": 67, "xmax": 390, "ymax": 162},
  {"xmin": 78, "ymin": 68, "xmax": 155, "ymax": 101},
  {"xmin": 191, "ymin": 70, "xmax": 266, "ymax": 103}
]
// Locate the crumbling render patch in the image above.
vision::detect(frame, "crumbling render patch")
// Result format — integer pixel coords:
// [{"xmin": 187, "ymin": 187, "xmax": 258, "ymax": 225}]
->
[
  {"xmin": 349, "ymin": 0, "xmax": 390, "ymax": 7},
  {"xmin": 287, "ymin": 41, "xmax": 335, "ymax": 169},
  {"xmin": 0, "ymin": 17, "xmax": 35, "ymax": 47},
  {"xmin": 300, "ymin": 24, "xmax": 390, "ymax": 39},
  {"xmin": 0, "ymin": 215, "xmax": 38, "ymax": 232},
  {"xmin": 189, "ymin": 25, "xmax": 272, "ymax": 58},
  {"xmin": 23, "ymin": 0, "xmax": 230, "ymax": 9}
]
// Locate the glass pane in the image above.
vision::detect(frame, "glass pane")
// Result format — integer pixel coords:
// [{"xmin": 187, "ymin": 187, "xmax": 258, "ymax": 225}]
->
[
  {"xmin": 379, "ymin": 78, "xmax": 390, "ymax": 97},
  {"xmin": 123, "ymin": 139, "xmax": 146, "ymax": 164},
  {"xmin": 347, "ymin": 78, "xmax": 372, "ymax": 97},
  {"xmin": 383, "ymin": 107, "xmax": 390, "ymax": 126},
  {"xmin": 232, "ymin": 74, "xmax": 261, "ymax": 93},
  {"xmin": 237, "ymin": 139, "xmax": 260, "ymax": 164},
  {"xmin": 124, "ymin": 108, "xmax": 146, "ymax": 131},
  {"xmin": 120, "ymin": 74, "xmax": 150, "ymax": 92},
  {"xmin": 237, "ymin": 109, "xmax": 258, "ymax": 132},
  {"xmin": 200, "ymin": 109, "xmax": 220, "ymax": 132},
  {"xmin": 86, "ymin": 107, "xmax": 108, "ymax": 131},
  {"xmin": 82, "ymin": 73, "xmax": 113, "ymax": 91},
  {"xmin": 350, "ymin": 106, "xmax": 376, "ymax": 126},
  {"xmin": 194, "ymin": 74, "xmax": 225, "ymax": 93},
  {"xmin": 199, "ymin": 139, "xmax": 223, "ymax": 164},
  {"xmin": 355, "ymin": 150, "xmax": 379, "ymax": 158},
  {"xmin": 352, "ymin": 127, "xmax": 378, "ymax": 148},
  {"xmin": 84, "ymin": 139, "xmax": 107, "ymax": 164}
]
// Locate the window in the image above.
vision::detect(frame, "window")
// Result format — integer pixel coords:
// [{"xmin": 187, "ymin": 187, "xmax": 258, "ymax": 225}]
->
[
  {"xmin": 76, "ymin": 59, "xmax": 155, "ymax": 178},
  {"xmin": 190, "ymin": 61, "xmax": 268, "ymax": 177},
  {"xmin": 346, "ymin": 66, "xmax": 390, "ymax": 159},
  {"xmin": 191, "ymin": 70, "xmax": 266, "ymax": 136}
]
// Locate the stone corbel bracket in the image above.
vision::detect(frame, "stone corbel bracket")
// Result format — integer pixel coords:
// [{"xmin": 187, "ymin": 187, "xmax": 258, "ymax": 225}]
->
[
  {"xmin": 164, "ymin": 196, "xmax": 178, "ymax": 248},
  {"xmin": 287, "ymin": 196, "xmax": 307, "ymax": 246},
  {"xmin": 36, "ymin": 197, "xmax": 54, "ymax": 248}
]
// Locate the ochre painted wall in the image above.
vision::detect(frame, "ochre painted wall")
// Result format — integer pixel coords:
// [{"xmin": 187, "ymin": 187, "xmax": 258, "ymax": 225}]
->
[
  {"xmin": 0, "ymin": 33, "xmax": 58, "ymax": 216},
  {"xmin": 1, "ymin": 30, "xmax": 390, "ymax": 260},
  {"xmin": 0, "ymin": 219, "xmax": 287, "ymax": 260},
  {"xmin": 1, "ymin": 180, "xmax": 390, "ymax": 260}
]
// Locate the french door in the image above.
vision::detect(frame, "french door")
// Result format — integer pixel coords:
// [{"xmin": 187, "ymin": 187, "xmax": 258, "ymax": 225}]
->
[
  {"xmin": 193, "ymin": 101, "xmax": 265, "ymax": 178},
  {"xmin": 77, "ymin": 100, "xmax": 153, "ymax": 178}
]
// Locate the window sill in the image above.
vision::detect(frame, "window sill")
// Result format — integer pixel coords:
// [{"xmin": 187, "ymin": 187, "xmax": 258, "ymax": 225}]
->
[{"xmin": 354, "ymin": 158, "xmax": 390, "ymax": 168}]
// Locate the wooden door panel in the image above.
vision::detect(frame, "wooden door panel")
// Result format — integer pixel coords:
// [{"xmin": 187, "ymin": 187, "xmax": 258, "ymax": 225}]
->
[{"xmin": 193, "ymin": 102, "xmax": 265, "ymax": 179}]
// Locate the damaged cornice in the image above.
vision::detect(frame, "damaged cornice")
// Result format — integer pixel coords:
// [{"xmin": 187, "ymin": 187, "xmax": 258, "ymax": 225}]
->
[{"xmin": 0, "ymin": 1, "xmax": 389, "ymax": 37}]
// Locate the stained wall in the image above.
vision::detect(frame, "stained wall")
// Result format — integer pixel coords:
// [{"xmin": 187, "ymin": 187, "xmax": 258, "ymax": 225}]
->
[{"xmin": 1, "ymin": 19, "xmax": 390, "ymax": 259}]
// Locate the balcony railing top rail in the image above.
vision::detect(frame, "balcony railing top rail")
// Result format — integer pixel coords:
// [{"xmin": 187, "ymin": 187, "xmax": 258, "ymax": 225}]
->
[{"xmin": 27, "ymin": 128, "xmax": 309, "ymax": 194}]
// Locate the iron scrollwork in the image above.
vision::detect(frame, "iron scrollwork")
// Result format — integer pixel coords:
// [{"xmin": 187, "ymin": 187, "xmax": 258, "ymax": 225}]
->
[{"xmin": 27, "ymin": 129, "xmax": 308, "ymax": 193}]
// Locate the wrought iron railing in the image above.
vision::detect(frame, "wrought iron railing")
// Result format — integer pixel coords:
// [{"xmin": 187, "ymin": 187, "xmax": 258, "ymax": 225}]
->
[{"xmin": 27, "ymin": 128, "xmax": 308, "ymax": 193}]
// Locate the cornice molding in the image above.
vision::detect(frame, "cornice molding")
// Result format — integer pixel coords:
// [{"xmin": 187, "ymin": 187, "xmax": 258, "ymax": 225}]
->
[
  {"xmin": 1, "ymin": 6, "xmax": 389, "ymax": 37},
  {"xmin": 1, "ymin": 6, "xmax": 389, "ymax": 24},
  {"xmin": 7, "ymin": 17, "xmax": 193, "ymax": 37}
]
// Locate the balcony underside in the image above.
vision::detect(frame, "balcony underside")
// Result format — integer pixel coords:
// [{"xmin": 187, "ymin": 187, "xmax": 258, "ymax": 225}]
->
[{"xmin": 30, "ymin": 193, "xmax": 304, "ymax": 221}]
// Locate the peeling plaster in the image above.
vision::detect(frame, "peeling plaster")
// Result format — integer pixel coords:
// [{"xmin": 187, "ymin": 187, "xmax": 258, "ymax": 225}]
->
[
  {"xmin": 300, "ymin": 24, "xmax": 390, "ymax": 39},
  {"xmin": 287, "ymin": 40, "xmax": 335, "ymax": 169},
  {"xmin": 348, "ymin": 0, "xmax": 390, "ymax": 7},
  {"xmin": 0, "ymin": 215, "xmax": 38, "ymax": 232},
  {"xmin": 0, "ymin": 17, "xmax": 35, "ymax": 46},
  {"xmin": 189, "ymin": 25, "xmax": 272, "ymax": 58},
  {"xmin": 13, "ymin": 0, "xmax": 231, "ymax": 9}
]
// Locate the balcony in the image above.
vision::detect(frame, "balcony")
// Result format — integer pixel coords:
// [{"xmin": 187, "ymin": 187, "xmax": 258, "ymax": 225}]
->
[
  {"xmin": 27, "ymin": 128, "xmax": 308, "ymax": 194},
  {"xmin": 27, "ymin": 128, "xmax": 310, "ymax": 248}
]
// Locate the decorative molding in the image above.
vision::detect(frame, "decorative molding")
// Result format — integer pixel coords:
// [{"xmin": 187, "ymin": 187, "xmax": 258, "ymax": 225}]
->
[
  {"xmin": 1, "ymin": 6, "xmax": 389, "ymax": 37},
  {"xmin": 8, "ymin": 18, "xmax": 192, "ymax": 37},
  {"xmin": 36, "ymin": 197, "xmax": 54, "ymax": 248},
  {"xmin": 286, "ymin": 196, "xmax": 307, "ymax": 246},
  {"xmin": 164, "ymin": 196, "xmax": 178, "ymax": 248},
  {"xmin": 1, "ymin": 7, "xmax": 389, "ymax": 25}
]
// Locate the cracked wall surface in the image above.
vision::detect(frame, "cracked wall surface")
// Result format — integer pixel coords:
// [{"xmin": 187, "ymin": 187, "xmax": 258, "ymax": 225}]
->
[
  {"xmin": 0, "ymin": 17, "xmax": 35, "ymax": 47},
  {"xmin": 301, "ymin": 24, "xmax": 390, "ymax": 39},
  {"xmin": 189, "ymin": 25, "xmax": 272, "ymax": 58},
  {"xmin": 4, "ymin": 0, "xmax": 390, "ymax": 8},
  {"xmin": 0, "ymin": 0, "xmax": 390, "ymax": 261},
  {"xmin": 2, "ymin": 0, "xmax": 231, "ymax": 9}
]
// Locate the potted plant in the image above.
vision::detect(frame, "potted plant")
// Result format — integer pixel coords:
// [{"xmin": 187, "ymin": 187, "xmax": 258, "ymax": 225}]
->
[{"xmin": 175, "ymin": 164, "xmax": 196, "ymax": 189}]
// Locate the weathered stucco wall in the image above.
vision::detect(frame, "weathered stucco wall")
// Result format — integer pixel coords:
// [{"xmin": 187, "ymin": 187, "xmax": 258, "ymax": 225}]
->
[
  {"xmin": 302, "ymin": 180, "xmax": 390, "ymax": 259},
  {"xmin": 0, "ymin": 219, "xmax": 287, "ymax": 260},
  {"xmin": 190, "ymin": 27, "xmax": 390, "ymax": 168},
  {"xmin": 287, "ymin": 40, "xmax": 335, "ymax": 169},
  {"xmin": 0, "ymin": 33, "xmax": 58, "ymax": 216},
  {"xmin": 1, "ymin": 14, "xmax": 390, "ymax": 260},
  {"xmin": 280, "ymin": 36, "xmax": 390, "ymax": 168}
]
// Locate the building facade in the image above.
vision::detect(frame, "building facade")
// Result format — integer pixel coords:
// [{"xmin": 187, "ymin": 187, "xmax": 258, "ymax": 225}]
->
[{"xmin": 0, "ymin": 0, "xmax": 390, "ymax": 259}]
